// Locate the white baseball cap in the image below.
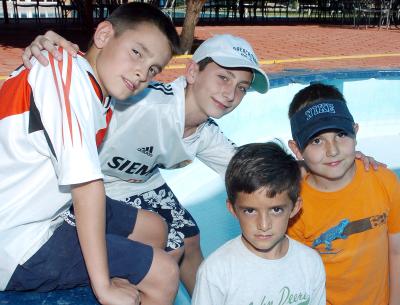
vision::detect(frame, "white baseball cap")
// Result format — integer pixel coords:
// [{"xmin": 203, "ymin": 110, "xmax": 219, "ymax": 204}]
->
[{"xmin": 192, "ymin": 34, "xmax": 269, "ymax": 94}]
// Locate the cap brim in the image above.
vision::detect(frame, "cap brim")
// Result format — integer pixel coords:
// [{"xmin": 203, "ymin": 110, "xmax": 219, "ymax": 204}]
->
[
  {"xmin": 299, "ymin": 117, "xmax": 355, "ymax": 149},
  {"xmin": 210, "ymin": 56, "xmax": 270, "ymax": 94}
]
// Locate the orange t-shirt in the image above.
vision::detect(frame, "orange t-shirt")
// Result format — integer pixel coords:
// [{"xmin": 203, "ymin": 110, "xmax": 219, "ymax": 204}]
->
[{"xmin": 288, "ymin": 160, "xmax": 400, "ymax": 305}]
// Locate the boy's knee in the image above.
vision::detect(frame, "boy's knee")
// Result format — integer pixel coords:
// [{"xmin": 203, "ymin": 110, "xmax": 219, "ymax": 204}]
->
[
  {"xmin": 129, "ymin": 209, "xmax": 168, "ymax": 249},
  {"xmin": 142, "ymin": 248, "xmax": 179, "ymax": 297},
  {"xmin": 155, "ymin": 248, "xmax": 180, "ymax": 280}
]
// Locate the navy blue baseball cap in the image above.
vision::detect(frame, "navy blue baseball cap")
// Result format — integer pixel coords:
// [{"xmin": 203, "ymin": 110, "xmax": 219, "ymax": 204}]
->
[{"xmin": 290, "ymin": 99, "xmax": 355, "ymax": 150}]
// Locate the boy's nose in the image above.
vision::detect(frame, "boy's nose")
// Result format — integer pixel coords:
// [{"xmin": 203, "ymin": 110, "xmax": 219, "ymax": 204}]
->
[
  {"xmin": 135, "ymin": 65, "xmax": 148, "ymax": 82},
  {"xmin": 222, "ymin": 83, "xmax": 235, "ymax": 102},
  {"xmin": 257, "ymin": 214, "xmax": 271, "ymax": 231},
  {"xmin": 326, "ymin": 141, "xmax": 339, "ymax": 157}
]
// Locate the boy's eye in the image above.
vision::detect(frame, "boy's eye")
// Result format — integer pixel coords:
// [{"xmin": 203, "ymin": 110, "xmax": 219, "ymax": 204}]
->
[
  {"xmin": 243, "ymin": 208, "xmax": 256, "ymax": 215},
  {"xmin": 311, "ymin": 137, "xmax": 321, "ymax": 145},
  {"xmin": 218, "ymin": 75, "xmax": 229, "ymax": 81},
  {"xmin": 270, "ymin": 207, "xmax": 283, "ymax": 215},
  {"xmin": 337, "ymin": 131, "xmax": 348, "ymax": 138},
  {"xmin": 132, "ymin": 49, "xmax": 141, "ymax": 57},
  {"xmin": 237, "ymin": 85, "xmax": 248, "ymax": 94},
  {"xmin": 149, "ymin": 66, "xmax": 159, "ymax": 77}
]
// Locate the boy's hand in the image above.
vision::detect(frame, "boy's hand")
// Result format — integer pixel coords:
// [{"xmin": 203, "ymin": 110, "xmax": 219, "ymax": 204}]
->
[
  {"xmin": 355, "ymin": 151, "xmax": 387, "ymax": 171},
  {"xmin": 98, "ymin": 278, "xmax": 142, "ymax": 305},
  {"xmin": 22, "ymin": 30, "xmax": 79, "ymax": 69}
]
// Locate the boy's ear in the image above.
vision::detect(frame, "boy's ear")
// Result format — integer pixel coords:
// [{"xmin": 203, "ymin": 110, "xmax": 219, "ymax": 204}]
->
[
  {"xmin": 353, "ymin": 123, "xmax": 359, "ymax": 135},
  {"xmin": 289, "ymin": 197, "xmax": 302, "ymax": 219},
  {"xmin": 226, "ymin": 199, "xmax": 238, "ymax": 219},
  {"xmin": 185, "ymin": 60, "xmax": 200, "ymax": 85},
  {"xmin": 288, "ymin": 140, "xmax": 304, "ymax": 161},
  {"xmin": 93, "ymin": 21, "xmax": 114, "ymax": 49}
]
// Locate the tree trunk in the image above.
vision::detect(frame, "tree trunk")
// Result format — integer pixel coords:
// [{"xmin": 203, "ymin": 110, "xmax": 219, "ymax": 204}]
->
[
  {"xmin": 180, "ymin": 0, "xmax": 207, "ymax": 54},
  {"xmin": 82, "ymin": 0, "xmax": 94, "ymax": 32}
]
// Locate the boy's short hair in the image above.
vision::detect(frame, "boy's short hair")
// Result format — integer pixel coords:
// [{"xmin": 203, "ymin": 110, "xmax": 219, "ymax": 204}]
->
[
  {"xmin": 106, "ymin": 2, "xmax": 181, "ymax": 55},
  {"xmin": 192, "ymin": 34, "xmax": 269, "ymax": 94},
  {"xmin": 225, "ymin": 141, "xmax": 301, "ymax": 205},
  {"xmin": 288, "ymin": 83, "xmax": 346, "ymax": 118},
  {"xmin": 288, "ymin": 83, "xmax": 355, "ymax": 150}
]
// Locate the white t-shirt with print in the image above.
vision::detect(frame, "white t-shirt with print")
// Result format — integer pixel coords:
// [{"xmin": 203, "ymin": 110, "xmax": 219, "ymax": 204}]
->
[
  {"xmin": 100, "ymin": 76, "xmax": 236, "ymax": 200},
  {"xmin": 192, "ymin": 235, "xmax": 326, "ymax": 305}
]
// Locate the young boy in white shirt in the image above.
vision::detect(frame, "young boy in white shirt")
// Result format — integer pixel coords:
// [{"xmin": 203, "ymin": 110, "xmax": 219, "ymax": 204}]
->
[{"xmin": 192, "ymin": 142, "xmax": 326, "ymax": 305}]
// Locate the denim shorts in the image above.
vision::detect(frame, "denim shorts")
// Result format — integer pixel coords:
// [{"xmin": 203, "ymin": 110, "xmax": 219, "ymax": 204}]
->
[
  {"xmin": 6, "ymin": 196, "xmax": 153, "ymax": 292},
  {"xmin": 121, "ymin": 183, "xmax": 200, "ymax": 251}
]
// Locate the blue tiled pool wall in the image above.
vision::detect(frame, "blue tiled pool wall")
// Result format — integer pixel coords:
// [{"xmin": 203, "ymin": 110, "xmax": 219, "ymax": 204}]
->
[{"xmin": 167, "ymin": 69, "xmax": 400, "ymax": 304}]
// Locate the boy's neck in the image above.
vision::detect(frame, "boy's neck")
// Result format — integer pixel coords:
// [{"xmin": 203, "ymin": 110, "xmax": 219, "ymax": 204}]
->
[
  {"xmin": 241, "ymin": 235, "xmax": 289, "ymax": 260},
  {"xmin": 306, "ymin": 160, "xmax": 357, "ymax": 192},
  {"xmin": 84, "ymin": 49, "xmax": 107, "ymax": 98},
  {"xmin": 183, "ymin": 86, "xmax": 209, "ymax": 138}
]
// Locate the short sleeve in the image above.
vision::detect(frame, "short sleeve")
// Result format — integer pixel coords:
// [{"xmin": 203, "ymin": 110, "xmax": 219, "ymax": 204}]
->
[
  {"xmin": 196, "ymin": 119, "xmax": 237, "ymax": 179},
  {"xmin": 28, "ymin": 51, "xmax": 103, "ymax": 186}
]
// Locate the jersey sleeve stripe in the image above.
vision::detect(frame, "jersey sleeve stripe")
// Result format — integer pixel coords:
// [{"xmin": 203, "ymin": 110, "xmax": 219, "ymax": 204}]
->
[
  {"xmin": 49, "ymin": 49, "xmax": 82, "ymax": 147},
  {"xmin": 49, "ymin": 52, "xmax": 65, "ymax": 145},
  {"xmin": 59, "ymin": 51, "xmax": 74, "ymax": 145}
]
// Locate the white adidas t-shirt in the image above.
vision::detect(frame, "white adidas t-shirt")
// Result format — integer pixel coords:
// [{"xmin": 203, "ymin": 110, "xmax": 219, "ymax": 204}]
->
[
  {"xmin": 0, "ymin": 50, "xmax": 109, "ymax": 289},
  {"xmin": 100, "ymin": 76, "xmax": 236, "ymax": 199},
  {"xmin": 192, "ymin": 235, "xmax": 326, "ymax": 305}
]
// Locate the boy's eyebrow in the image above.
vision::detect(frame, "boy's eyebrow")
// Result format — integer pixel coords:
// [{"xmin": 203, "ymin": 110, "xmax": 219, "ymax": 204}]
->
[{"xmin": 226, "ymin": 70, "xmax": 252, "ymax": 86}]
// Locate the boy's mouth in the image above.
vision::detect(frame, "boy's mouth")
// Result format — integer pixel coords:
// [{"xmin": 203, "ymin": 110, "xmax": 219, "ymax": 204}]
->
[
  {"xmin": 123, "ymin": 77, "xmax": 138, "ymax": 92},
  {"xmin": 212, "ymin": 98, "xmax": 229, "ymax": 110},
  {"xmin": 255, "ymin": 234, "xmax": 273, "ymax": 240},
  {"xmin": 325, "ymin": 160, "xmax": 342, "ymax": 167}
]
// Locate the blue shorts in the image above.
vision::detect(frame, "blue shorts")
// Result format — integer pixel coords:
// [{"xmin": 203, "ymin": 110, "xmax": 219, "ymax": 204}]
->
[
  {"xmin": 121, "ymin": 183, "xmax": 200, "ymax": 251},
  {"xmin": 6, "ymin": 197, "xmax": 153, "ymax": 292}
]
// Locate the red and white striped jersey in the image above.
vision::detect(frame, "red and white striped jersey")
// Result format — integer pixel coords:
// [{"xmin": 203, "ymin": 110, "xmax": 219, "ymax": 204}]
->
[{"xmin": 0, "ymin": 49, "xmax": 112, "ymax": 289}]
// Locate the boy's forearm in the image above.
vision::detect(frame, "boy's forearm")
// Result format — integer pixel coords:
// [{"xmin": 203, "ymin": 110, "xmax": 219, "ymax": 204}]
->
[
  {"xmin": 389, "ymin": 233, "xmax": 400, "ymax": 305},
  {"xmin": 71, "ymin": 180, "xmax": 111, "ymax": 297}
]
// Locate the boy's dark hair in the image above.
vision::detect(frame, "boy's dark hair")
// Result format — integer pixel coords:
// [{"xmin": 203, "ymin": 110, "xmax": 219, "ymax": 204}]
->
[
  {"xmin": 105, "ymin": 2, "xmax": 181, "ymax": 55},
  {"xmin": 197, "ymin": 57, "xmax": 214, "ymax": 71},
  {"xmin": 225, "ymin": 141, "xmax": 301, "ymax": 205},
  {"xmin": 288, "ymin": 83, "xmax": 346, "ymax": 118}
]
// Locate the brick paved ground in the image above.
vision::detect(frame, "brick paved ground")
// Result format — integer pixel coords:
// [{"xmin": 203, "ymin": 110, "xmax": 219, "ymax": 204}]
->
[{"xmin": 0, "ymin": 22, "xmax": 399, "ymax": 87}]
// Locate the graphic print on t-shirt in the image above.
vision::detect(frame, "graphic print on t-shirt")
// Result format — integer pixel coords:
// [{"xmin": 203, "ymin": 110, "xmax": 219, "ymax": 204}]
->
[
  {"xmin": 312, "ymin": 212, "xmax": 388, "ymax": 254},
  {"xmin": 248, "ymin": 286, "xmax": 310, "ymax": 305}
]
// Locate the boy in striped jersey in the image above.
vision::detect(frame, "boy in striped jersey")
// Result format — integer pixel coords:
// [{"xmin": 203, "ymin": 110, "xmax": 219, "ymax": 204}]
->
[{"xmin": 0, "ymin": 3, "xmax": 181, "ymax": 305}]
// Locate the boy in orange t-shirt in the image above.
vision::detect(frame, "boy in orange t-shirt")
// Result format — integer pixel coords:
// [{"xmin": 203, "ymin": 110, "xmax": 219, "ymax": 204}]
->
[{"xmin": 287, "ymin": 83, "xmax": 400, "ymax": 305}]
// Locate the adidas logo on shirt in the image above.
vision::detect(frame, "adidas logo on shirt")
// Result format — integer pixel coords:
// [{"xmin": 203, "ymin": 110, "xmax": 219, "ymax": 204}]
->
[{"xmin": 137, "ymin": 146, "xmax": 154, "ymax": 157}]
